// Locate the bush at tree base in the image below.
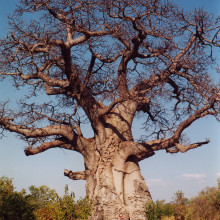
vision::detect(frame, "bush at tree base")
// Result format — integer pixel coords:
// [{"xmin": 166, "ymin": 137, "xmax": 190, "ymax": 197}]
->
[{"xmin": 1, "ymin": 176, "xmax": 219, "ymax": 219}]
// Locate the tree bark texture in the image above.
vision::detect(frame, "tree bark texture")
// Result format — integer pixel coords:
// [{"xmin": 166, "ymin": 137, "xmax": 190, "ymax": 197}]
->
[
  {"xmin": 85, "ymin": 138, "xmax": 151, "ymax": 219},
  {"xmin": 81, "ymin": 105, "xmax": 152, "ymax": 219}
]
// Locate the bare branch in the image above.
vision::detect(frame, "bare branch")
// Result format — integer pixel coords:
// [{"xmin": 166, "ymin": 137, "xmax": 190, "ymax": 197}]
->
[
  {"xmin": 64, "ymin": 169, "xmax": 88, "ymax": 180},
  {"xmin": 0, "ymin": 117, "xmax": 74, "ymax": 141},
  {"xmin": 89, "ymin": 46, "xmax": 126, "ymax": 64},
  {"xmin": 0, "ymin": 0, "xmax": 219, "ymax": 178},
  {"xmin": 24, "ymin": 139, "xmax": 73, "ymax": 156},
  {"xmin": 166, "ymin": 140, "xmax": 210, "ymax": 153},
  {"xmin": 173, "ymin": 104, "xmax": 216, "ymax": 141}
]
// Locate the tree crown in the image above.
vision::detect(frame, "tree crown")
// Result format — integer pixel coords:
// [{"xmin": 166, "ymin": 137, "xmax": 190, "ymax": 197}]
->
[{"xmin": 0, "ymin": 0, "xmax": 219, "ymax": 157}]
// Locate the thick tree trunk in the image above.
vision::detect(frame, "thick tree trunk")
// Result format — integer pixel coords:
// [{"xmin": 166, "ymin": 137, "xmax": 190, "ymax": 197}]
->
[
  {"xmin": 84, "ymin": 135, "xmax": 152, "ymax": 219},
  {"xmin": 79, "ymin": 102, "xmax": 153, "ymax": 219}
]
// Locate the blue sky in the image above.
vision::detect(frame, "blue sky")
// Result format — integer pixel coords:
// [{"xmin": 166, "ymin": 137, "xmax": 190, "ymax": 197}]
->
[{"xmin": 0, "ymin": 0, "xmax": 219, "ymax": 201}]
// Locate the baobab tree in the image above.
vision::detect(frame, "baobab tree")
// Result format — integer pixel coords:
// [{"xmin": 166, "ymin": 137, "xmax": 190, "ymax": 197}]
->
[{"xmin": 0, "ymin": 0, "xmax": 219, "ymax": 219}]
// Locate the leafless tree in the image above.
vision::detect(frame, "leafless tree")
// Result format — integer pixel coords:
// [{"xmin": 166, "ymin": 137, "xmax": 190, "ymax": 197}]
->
[{"xmin": 0, "ymin": 0, "xmax": 219, "ymax": 218}]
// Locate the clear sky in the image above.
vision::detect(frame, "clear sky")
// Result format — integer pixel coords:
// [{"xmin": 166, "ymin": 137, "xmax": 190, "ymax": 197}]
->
[{"xmin": 0, "ymin": 0, "xmax": 220, "ymax": 202}]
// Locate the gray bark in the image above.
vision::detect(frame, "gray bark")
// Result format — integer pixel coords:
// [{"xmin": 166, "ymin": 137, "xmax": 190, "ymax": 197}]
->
[
  {"xmin": 85, "ymin": 139, "xmax": 151, "ymax": 220},
  {"xmin": 82, "ymin": 104, "xmax": 152, "ymax": 219}
]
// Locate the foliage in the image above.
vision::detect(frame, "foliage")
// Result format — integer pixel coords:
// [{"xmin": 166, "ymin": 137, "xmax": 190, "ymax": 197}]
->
[
  {"xmin": 0, "ymin": 176, "xmax": 35, "ymax": 220},
  {"xmin": 171, "ymin": 190, "xmax": 189, "ymax": 219},
  {"xmin": 29, "ymin": 185, "xmax": 58, "ymax": 208},
  {"xmin": 189, "ymin": 186, "xmax": 220, "ymax": 220},
  {"xmin": 29, "ymin": 184, "xmax": 93, "ymax": 220},
  {"xmin": 146, "ymin": 179, "xmax": 220, "ymax": 220},
  {"xmin": 1, "ymin": 176, "xmax": 220, "ymax": 219},
  {"xmin": 0, "ymin": 176, "xmax": 93, "ymax": 220},
  {"xmin": 146, "ymin": 200, "xmax": 176, "ymax": 220}
]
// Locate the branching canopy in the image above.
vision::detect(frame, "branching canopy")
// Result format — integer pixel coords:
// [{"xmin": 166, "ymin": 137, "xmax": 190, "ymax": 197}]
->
[{"xmin": 0, "ymin": 0, "xmax": 219, "ymax": 159}]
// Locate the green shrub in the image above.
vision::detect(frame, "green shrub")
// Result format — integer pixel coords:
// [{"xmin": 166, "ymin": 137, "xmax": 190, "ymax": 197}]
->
[
  {"xmin": 146, "ymin": 200, "xmax": 176, "ymax": 220},
  {"xmin": 0, "ymin": 176, "xmax": 93, "ymax": 220},
  {"xmin": 146, "ymin": 179, "xmax": 220, "ymax": 220},
  {"xmin": 33, "ymin": 184, "xmax": 93, "ymax": 220},
  {"xmin": 0, "ymin": 176, "xmax": 35, "ymax": 220}
]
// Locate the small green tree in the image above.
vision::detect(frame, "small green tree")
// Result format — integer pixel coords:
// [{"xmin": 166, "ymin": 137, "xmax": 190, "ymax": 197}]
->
[
  {"xmin": 0, "ymin": 177, "xmax": 93, "ymax": 220},
  {"xmin": 28, "ymin": 185, "xmax": 59, "ymax": 219},
  {"xmin": 171, "ymin": 190, "xmax": 189, "ymax": 219},
  {"xmin": 146, "ymin": 200, "xmax": 176, "ymax": 220},
  {"xmin": 29, "ymin": 185, "xmax": 58, "ymax": 208},
  {"xmin": 0, "ymin": 176, "xmax": 35, "ymax": 220},
  {"xmin": 31, "ymin": 184, "xmax": 93, "ymax": 219},
  {"xmin": 56, "ymin": 184, "xmax": 93, "ymax": 219},
  {"xmin": 172, "ymin": 190, "xmax": 188, "ymax": 206}
]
